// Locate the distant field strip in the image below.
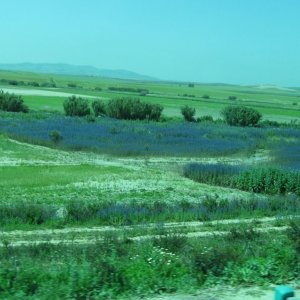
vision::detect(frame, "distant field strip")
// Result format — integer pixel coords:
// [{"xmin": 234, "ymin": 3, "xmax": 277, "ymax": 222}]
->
[{"xmin": 0, "ymin": 87, "xmax": 98, "ymax": 98}]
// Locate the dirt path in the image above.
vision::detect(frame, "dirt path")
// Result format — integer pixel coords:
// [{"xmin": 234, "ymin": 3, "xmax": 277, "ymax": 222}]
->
[
  {"xmin": 1, "ymin": 215, "xmax": 296, "ymax": 247},
  {"xmin": 0, "ymin": 226, "xmax": 288, "ymax": 247},
  {"xmin": 0, "ymin": 87, "xmax": 98, "ymax": 99},
  {"xmin": 1, "ymin": 215, "xmax": 295, "ymax": 237}
]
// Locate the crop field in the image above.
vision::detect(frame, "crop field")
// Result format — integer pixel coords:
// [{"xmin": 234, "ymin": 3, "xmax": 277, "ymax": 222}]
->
[{"xmin": 0, "ymin": 71, "xmax": 300, "ymax": 299}]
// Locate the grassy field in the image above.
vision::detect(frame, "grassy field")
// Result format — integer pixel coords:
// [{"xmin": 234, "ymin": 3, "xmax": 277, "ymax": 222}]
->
[
  {"xmin": 0, "ymin": 70, "xmax": 300, "ymax": 298},
  {"xmin": 0, "ymin": 69, "xmax": 299, "ymax": 121}
]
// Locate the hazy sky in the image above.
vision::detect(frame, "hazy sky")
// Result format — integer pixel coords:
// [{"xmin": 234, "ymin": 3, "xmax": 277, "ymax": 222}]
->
[{"xmin": 1, "ymin": 0, "xmax": 300, "ymax": 86}]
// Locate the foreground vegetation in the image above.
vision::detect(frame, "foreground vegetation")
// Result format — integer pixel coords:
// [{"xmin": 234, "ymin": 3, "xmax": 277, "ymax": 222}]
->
[
  {"xmin": 1, "ymin": 222, "xmax": 300, "ymax": 299},
  {"xmin": 0, "ymin": 70, "xmax": 299, "ymax": 298}
]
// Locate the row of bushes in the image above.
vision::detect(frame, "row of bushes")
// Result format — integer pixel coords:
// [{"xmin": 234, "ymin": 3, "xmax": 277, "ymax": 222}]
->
[
  {"xmin": 181, "ymin": 105, "xmax": 262, "ymax": 127},
  {"xmin": 0, "ymin": 90, "xmax": 29, "ymax": 113},
  {"xmin": 184, "ymin": 163, "xmax": 300, "ymax": 195},
  {"xmin": 0, "ymin": 79, "xmax": 56, "ymax": 88},
  {"xmin": 63, "ymin": 96, "xmax": 163, "ymax": 121},
  {"xmin": 108, "ymin": 86, "xmax": 149, "ymax": 94}
]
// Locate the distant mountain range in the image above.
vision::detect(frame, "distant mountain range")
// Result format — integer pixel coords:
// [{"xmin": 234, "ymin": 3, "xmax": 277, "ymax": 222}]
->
[{"xmin": 0, "ymin": 63, "xmax": 159, "ymax": 81}]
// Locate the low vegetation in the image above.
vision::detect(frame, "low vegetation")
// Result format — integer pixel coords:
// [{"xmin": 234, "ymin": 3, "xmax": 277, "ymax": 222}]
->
[
  {"xmin": 184, "ymin": 164, "xmax": 300, "ymax": 195},
  {"xmin": 108, "ymin": 86, "xmax": 149, "ymax": 94},
  {"xmin": 0, "ymin": 72, "xmax": 300, "ymax": 299},
  {"xmin": 0, "ymin": 223, "xmax": 300, "ymax": 299}
]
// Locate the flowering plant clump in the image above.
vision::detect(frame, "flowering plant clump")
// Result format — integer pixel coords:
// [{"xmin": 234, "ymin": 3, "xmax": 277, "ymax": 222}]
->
[{"xmin": 124, "ymin": 245, "xmax": 190, "ymax": 294}]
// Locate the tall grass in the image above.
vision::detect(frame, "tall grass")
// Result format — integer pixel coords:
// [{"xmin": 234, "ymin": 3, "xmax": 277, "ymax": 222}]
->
[
  {"xmin": 184, "ymin": 163, "xmax": 300, "ymax": 195},
  {"xmin": 0, "ymin": 195, "xmax": 299, "ymax": 228}
]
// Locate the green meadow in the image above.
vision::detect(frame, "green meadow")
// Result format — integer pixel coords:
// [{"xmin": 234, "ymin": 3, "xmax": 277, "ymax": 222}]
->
[{"xmin": 0, "ymin": 69, "xmax": 299, "ymax": 121}]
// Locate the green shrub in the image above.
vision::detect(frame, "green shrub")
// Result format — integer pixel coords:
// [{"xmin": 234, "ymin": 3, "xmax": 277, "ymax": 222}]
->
[
  {"xmin": 63, "ymin": 95, "xmax": 91, "ymax": 117},
  {"xmin": 197, "ymin": 115, "xmax": 214, "ymax": 123},
  {"xmin": 0, "ymin": 90, "xmax": 29, "ymax": 113},
  {"xmin": 91, "ymin": 99, "xmax": 106, "ymax": 117},
  {"xmin": 228, "ymin": 96, "xmax": 237, "ymax": 100},
  {"xmin": 222, "ymin": 105, "xmax": 262, "ymax": 127},
  {"xmin": 85, "ymin": 114, "xmax": 96, "ymax": 122},
  {"xmin": 28, "ymin": 81, "xmax": 40, "ymax": 87},
  {"xmin": 41, "ymin": 81, "xmax": 56, "ymax": 88},
  {"xmin": 287, "ymin": 219, "xmax": 300, "ymax": 253},
  {"xmin": 108, "ymin": 86, "xmax": 149, "ymax": 94},
  {"xmin": 181, "ymin": 105, "xmax": 196, "ymax": 122},
  {"xmin": 8, "ymin": 80, "xmax": 19, "ymax": 86},
  {"xmin": 67, "ymin": 83, "xmax": 77, "ymax": 88},
  {"xmin": 106, "ymin": 97, "xmax": 163, "ymax": 121},
  {"xmin": 49, "ymin": 130, "xmax": 63, "ymax": 144},
  {"xmin": 202, "ymin": 94, "xmax": 210, "ymax": 99}
]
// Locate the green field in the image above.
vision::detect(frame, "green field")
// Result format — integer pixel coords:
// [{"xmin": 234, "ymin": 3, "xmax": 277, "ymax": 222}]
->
[{"xmin": 0, "ymin": 69, "xmax": 299, "ymax": 121}]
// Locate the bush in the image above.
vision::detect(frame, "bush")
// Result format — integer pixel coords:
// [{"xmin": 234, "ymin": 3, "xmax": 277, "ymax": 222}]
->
[
  {"xmin": 228, "ymin": 96, "xmax": 237, "ymax": 100},
  {"xmin": 259, "ymin": 120, "xmax": 281, "ymax": 128},
  {"xmin": 67, "ymin": 83, "xmax": 77, "ymax": 88},
  {"xmin": 41, "ymin": 81, "xmax": 56, "ymax": 88},
  {"xmin": 91, "ymin": 99, "xmax": 106, "ymax": 117},
  {"xmin": 28, "ymin": 81, "xmax": 39, "ymax": 87},
  {"xmin": 181, "ymin": 105, "xmax": 196, "ymax": 122},
  {"xmin": 49, "ymin": 130, "xmax": 63, "ymax": 144},
  {"xmin": 222, "ymin": 106, "xmax": 262, "ymax": 127},
  {"xmin": 202, "ymin": 94, "xmax": 210, "ymax": 99},
  {"xmin": 0, "ymin": 90, "xmax": 29, "ymax": 113},
  {"xmin": 197, "ymin": 115, "xmax": 214, "ymax": 123},
  {"xmin": 106, "ymin": 97, "xmax": 163, "ymax": 121},
  {"xmin": 85, "ymin": 114, "xmax": 96, "ymax": 123},
  {"xmin": 108, "ymin": 87, "xmax": 149, "ymax": 94},
  {"xmin": 188, "ymin": 83, "xmax": 194, "ymax": 88},
  {"xmin": 63, "ymin": 95, "xmax": 91, "ymax": 117},
  {"xmin": 8, "ymin": 80, "xmax": 19, "ymax": 86}
]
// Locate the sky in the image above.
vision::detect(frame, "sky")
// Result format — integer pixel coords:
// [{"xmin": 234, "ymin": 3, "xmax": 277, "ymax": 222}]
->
[{"xmin": 1, "ymin": 0, "xmax": 300, "ymax": 86}]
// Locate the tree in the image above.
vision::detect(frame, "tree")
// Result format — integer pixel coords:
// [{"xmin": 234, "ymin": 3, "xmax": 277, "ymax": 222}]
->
[
  {"xmin": 181, "ymin": 105, "xmax": 196, "ymax": 122},
  {"xmin": 63, "ymin": 95, "xmax": 90, "ymax": 117},
  {"xmin": 221, "ymin": 106, "xmax": 262, "ymax": 127}
]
